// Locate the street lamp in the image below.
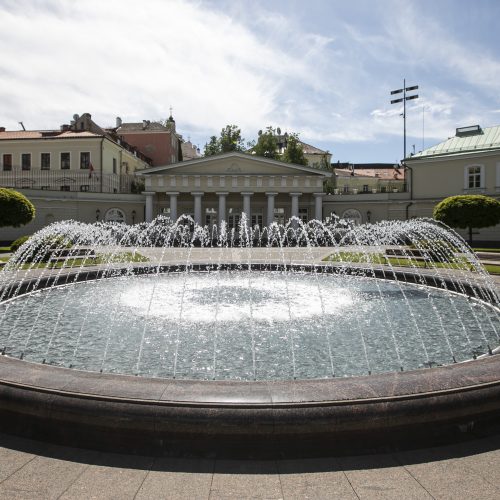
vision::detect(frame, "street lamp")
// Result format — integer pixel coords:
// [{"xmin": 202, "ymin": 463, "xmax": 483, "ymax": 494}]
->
[{"xmin": 390, "ymin": 79, "xmax": 419, "ymax": 160}]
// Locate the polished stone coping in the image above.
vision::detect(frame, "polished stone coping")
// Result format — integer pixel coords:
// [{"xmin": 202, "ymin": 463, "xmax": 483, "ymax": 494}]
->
[{"xmin": 0, "ymin": 265, "xmax": 499, "ymax": 457}]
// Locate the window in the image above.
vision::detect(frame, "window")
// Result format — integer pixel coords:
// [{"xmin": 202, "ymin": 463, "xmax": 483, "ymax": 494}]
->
[
  {"xmin": 21, "ymin": 153, "xmax": 31, "ymax": 170},
  {"xmin": 342, "ymin": 209, "xmax": 362, "ymax": 225},
  {"xmin": 2, "ymin": 154, "xmax": 12, "ymax": 171},
  {"xmin": 205, "ymin": 208, "xmax": 217, "ymax": 226},
  {"xmin": 60, "ymin": 185, "xmax": 70, "ymax": 191},
  {"xmin": 228, "ymin": 208, "xmax": 240, "ymax": 230},
  {"xmin": 41, "ymin": 153, "xmax": 50, "ymax": 170},
  {"xmin": 298, "ymin": 208, "xmax": 308, "ymax": 224},
  {"xmin": 80, "ymin": 185, "xmax": 90, "ymax": 192},
  {"xmin": 112, "ymin": 157, "xmax": 117, "ymax": 174},
  {"xmin": 105, "ymin": 208, "xmax": 126, "ymax": 223},
  {"xmin": 273, "ymin": 207, "xmax": 285, "ymax": 225},
  {"xmin": 467, "ymin": 166, "xmax": 482, "ymax": 189},
  {"xmin": 251, "ymin": 214, "xmax": 263, "ymax": 227},
  {"xmin": 80, "ymin": 152, "xmax": 90, "ymax": 169},
  {"xmin": 60, "ymin": 152, "xmax": 70, "ymax": 169}
]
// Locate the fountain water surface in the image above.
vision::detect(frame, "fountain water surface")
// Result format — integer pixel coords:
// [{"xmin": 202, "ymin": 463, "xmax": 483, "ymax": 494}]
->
[{"xmin": 0, "ymin": 216, "xmax": 498, "ymax": 381}]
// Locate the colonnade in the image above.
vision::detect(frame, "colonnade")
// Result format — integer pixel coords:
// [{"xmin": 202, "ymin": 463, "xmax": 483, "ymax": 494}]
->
[{"xmin": 143, "ymin": 191, "xmax": 325, "ymax": 224}]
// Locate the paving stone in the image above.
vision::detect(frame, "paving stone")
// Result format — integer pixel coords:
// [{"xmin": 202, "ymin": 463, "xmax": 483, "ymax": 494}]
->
[
  {"xmin": 0, "ymin": 444, "xmax": 35, "ymax": 483},
  {"xmin": 135, "ymin": 457, "xmax": 214, "ymax": 500},
  {"xmin": 278, "ymin": 457, "xmax": 358, "ymax": 499},
  {"xmin": 209, "ymin": 460, "xmax": 282, "ymax": 499},
  {"xmin": 0, "ymin": 446, "xmax": 93, "ymax": 499},
  {"xmin": 58, "ymin": 453, "xmax": 153, "ymax": 500},
  {"xmin": 397, "ymin": 451, "xmax": 500, "ymax": 500},
  {"xmin": 339, "ymin": 454, "xmax": 432, "ymax": 499}
]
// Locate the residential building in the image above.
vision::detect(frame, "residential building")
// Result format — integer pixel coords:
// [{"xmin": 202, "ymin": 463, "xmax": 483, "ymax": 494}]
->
[
  {"xmin": 115, "ymin": 115, "xmax": 182, "ymax": 166},
  {"xmin": 403, "ymin": 124, "xmax": 500, "ymax": 241},
  {"xmin": 0, "ymin": 113, "xmax": 152, "ymax": 241}
]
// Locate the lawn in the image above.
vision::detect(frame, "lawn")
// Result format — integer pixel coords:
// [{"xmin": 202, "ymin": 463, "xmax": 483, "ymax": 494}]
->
[
  {"xmin": 2, "ymin": 251, "xmax": 149, "ymax": 270},
  {"xmin": 323, "ymin": 251, "xmax": 500, "ymax": 275}
]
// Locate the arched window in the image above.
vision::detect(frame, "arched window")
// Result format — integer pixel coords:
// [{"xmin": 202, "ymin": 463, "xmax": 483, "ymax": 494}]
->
[
  {"xmin": 105, "ymin": 208, "xmax": 126, "ymax": 223},
  {"xmin": 342, "ymin": 209, "xmax": 362, "ymax": 225}
]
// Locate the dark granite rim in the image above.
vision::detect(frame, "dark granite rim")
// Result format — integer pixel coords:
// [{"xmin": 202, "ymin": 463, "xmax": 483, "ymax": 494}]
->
[{"xmin": 0, "ymin": 264, "xmax": 499, "ymax": 457}]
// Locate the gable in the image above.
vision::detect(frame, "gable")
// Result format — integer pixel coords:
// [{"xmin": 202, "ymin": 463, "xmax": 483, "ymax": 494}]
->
[{"xmin": 140, "ymin": 153, "xmax": 330, "ymax": 177}]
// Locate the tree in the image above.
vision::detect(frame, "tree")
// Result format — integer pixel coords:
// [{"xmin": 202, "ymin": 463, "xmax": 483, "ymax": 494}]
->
[
  {"xmin": 253, "ymin": 126, "xmax": 279, "ymax": 159},
  {"xmin": 0, "ymin": 188, "xmax": 35, "ymax": 227},
  {"xmin": 433, "ymin": 195, "xmax": 500, "ymax": 244},
  {"xmin": 282, "ymin": 133, "xmax": 308, "ymax": 165},
  {"xmin": 203, "ymin": 125, "xmax": 245, "ymax": 156},
  {"xmin": 203, "ymin": 136, "xmax": 220, "ymax": 156}
]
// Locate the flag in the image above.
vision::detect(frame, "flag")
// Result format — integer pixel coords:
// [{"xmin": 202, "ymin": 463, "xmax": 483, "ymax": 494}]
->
[{"xmin": 88, "ymin": 162, "xmax": 94, "ymax": 179}]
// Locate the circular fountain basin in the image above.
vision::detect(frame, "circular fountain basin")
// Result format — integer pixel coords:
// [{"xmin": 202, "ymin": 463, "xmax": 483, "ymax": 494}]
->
[
  {"xmin": 0, "ymin": 265, "xmax": 499, "ymax": 457},
  {"xmin": 1, "ymin": 270, "xmax": 498, "ymax": 379}
]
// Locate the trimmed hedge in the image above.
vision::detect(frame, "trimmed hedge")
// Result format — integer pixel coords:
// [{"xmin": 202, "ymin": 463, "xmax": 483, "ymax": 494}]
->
[{"xmin": 0, "ymin": 188, "xmax": 35, "ymax": 227}]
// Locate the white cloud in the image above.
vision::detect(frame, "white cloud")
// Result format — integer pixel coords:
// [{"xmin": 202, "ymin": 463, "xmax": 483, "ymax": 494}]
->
[{"xmin": 0, "ymin": 0, "xmax": 498, "ymax": 160}]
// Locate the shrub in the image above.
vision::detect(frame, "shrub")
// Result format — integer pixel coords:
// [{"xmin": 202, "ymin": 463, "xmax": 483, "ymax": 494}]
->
[
  {"xmin": 0, "ymin": 188, "xmax": 35, "ymax": 227},
  {"xmin": 10, "ymin": 235, "xmax": 30, "ymax": 252}
]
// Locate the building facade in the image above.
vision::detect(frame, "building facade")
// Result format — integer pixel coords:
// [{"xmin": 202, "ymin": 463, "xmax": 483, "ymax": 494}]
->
[
  {"xmin": 0, "ymin": 114, "xmax": 151, "ymax": 241},
  {"xmin": 116, "ymin": 116, "xmax": 181, "ymax": 166},
  {"xmin": 139, "ymin": 152, "xmax": 331, "ymax": 227}
]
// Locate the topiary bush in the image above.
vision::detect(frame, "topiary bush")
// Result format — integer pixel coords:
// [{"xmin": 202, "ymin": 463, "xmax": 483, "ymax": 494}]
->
[
  {"xmin": 433, "ymin": 195, "xmax": 500, "ymax": 244},
  {"xmin": 0, "ymin": 188, "xmax": 35, "ymax": 227}
]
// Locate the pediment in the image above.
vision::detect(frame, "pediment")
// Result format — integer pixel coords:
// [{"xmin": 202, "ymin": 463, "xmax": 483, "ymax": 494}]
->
[{"xmin": 140, "ymin": 153, "xmax": 330, "ymax": 177}]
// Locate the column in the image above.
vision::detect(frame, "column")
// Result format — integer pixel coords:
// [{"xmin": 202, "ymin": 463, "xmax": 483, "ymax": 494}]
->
[
  {"xmin": 166, "ymin": 191, "xmax": 179, "ymax": 222},
  {"xmin": 290, "ymin": 192, "xmax": 301, "ymax": 224},
  {"xmin": 241, "ymin": 192, "xmax": 253, "ymax": 220},
  {"xmin": 142, "ymin": 191, "xmax": 155, "ymax": 223},
  {"xmin": 313, "ymin": 192, "xmax": 325, "ymax": 221},
  {"xmin": 266, "ymin": 192, "xmax": 277, "ymax": 226},
  {"xmin": 191, "ymin": 191, "xmax": 204, "ymax": 226},
  {"xmin": 216, "ymin": 192, "xmax": 228, "ymax": 226}
]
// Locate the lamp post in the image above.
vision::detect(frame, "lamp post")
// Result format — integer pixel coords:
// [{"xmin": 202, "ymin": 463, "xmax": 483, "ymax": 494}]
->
[{"xmin": 390, "ymin": 79, "xmax": 419, "ymax": 160}]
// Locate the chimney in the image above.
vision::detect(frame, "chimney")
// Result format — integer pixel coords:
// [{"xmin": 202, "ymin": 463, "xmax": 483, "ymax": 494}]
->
[
  {"xmin": 60, "ymin": 124, "xmax": 70, "ymax": 132},
  {"xmin": 0, "ymin": 127, "xmax": 5, "ymax": 132},
  {"xmin": 116, "ymin": 116, "xmax": 122, "ymax": 128}
]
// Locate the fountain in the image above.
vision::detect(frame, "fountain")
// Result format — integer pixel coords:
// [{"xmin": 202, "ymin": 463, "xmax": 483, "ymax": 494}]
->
[{"xmin": 0, "ymin": 216, "xmax": 499, "ymax": 456}]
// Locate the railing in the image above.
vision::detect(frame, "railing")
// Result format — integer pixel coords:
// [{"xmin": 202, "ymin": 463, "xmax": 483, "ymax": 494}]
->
[
  {"xmin": 329, "ymin": 182, "xmax": 407, "ymax": 195},
  {"xmin": 0, "ymin": 169, "xmax": 144, "ymax": 194}
]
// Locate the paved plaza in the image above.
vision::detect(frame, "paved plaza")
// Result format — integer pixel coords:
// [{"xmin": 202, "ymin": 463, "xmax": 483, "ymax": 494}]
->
[
  {"xmin": 0, "ymin": 430, "xmax": 500, "ymax": 499},
  {"xmin": 0, "ymin": 248, "xmax": 499, "ymax": 498}
]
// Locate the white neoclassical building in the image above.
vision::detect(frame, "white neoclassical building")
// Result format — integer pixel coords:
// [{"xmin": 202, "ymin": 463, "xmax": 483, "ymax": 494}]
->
[{"xmin": 138, "ymin": 152, "xmax": 332, "ymax": 227}]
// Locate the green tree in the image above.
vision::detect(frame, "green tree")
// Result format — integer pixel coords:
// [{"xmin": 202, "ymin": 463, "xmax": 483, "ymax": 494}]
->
[
  {"xmin": 0, "ymin": 188, "xmax": 35, "ymax": 227},
  {"xmin": 219, "ymin": 124, "xmax": 245, "ymax": 153},
  {"xmin": 282, "ymin": 133, "xmax": 308, "ymax": 165},
  {"xmin": 433, "ymin": 195, "xmax": 500, "ymax": 244},
  {"xmin": 203, "ymin": 125, "xmax": 245, "ymax": 156},
  {"xmin": 203, "ymin": 135, "xmax": 220, "ymax": 156},
  {"xmin": 253, "ymin": 126, "xmax": 279, "ymax": 159}
]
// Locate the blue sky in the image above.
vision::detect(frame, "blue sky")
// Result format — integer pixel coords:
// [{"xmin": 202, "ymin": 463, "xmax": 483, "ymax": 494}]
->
[{"xmin": 1, "ymin": 0, "xmax": 499, "ymax": 163}]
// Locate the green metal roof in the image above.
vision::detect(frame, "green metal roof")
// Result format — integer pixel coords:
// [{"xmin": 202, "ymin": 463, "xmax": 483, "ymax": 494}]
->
[{"xmin": 408, "ymin": 125, "xmax": 500, "ymax": 160}]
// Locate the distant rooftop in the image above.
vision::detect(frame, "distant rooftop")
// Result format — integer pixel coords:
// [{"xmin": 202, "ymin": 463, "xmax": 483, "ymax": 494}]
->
[{"xmin": 409, "ymin": 124, "xmax": 500, "ymax": 160}]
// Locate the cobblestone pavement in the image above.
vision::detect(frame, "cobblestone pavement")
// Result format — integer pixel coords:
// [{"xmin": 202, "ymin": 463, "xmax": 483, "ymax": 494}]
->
[{"xmin": 0, "ymin": 431, "xmax": 500, "ymax": 499}]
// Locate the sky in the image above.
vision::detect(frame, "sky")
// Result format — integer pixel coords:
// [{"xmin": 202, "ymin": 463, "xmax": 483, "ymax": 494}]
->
[{"xmin": 1, "ymin": 0, "xmax": 500, "ymax": 164}]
